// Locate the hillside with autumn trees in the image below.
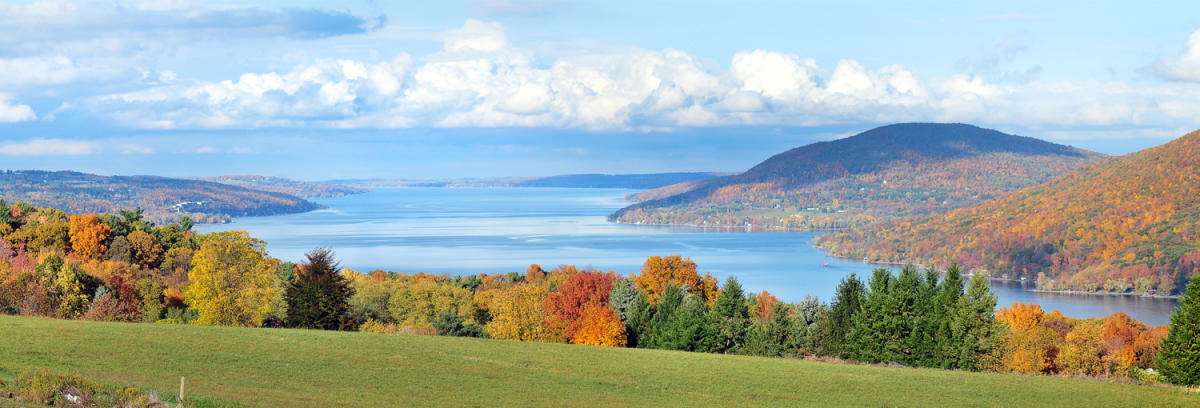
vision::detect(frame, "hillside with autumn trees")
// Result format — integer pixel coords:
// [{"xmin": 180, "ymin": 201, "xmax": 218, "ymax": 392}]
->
[
  {"xmin": 0, "ymin": 170, "xmax": 319, "ymax": 224},
  {"xmin": 2, "ymin": 187, "xmax": 1192, "ymax": 392},
  {"xmin": 610, "ymin": 123, "xmax": 1106, "ymax": 230},
  {"xmin": 818, "ymin": 128, "xmax": 1200, "ymax": 296}
]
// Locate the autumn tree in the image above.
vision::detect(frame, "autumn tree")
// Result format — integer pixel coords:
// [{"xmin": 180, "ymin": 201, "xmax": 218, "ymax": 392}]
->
[
  {"xmin": 285, "ymin": 248, "xmax": 356, "ymax": 330},
  {"xmin": 68, "ymin": 214, "xmax": 111, "ymax": 259},
  {"xmin": 572, "ymin": 303, "xmax": 626, "ymax": 347},
  {"xmin": 1158, "ymin": 274, "xmax": 1200, "ymax": 385},
  {"xmin": 1061, "ymin": 320, "xmax": 1108, "ymax": 376},
  {"xmin": 104, "ymin": 236, "xmax": 133, "ymax": 264},
  {"xmin": 185, "ymin": 231, "xmax": 278, "ymax": 327},
  {"xmin": 754, "ymin": 291, "xmax": 780, "ymax": 321},
  {"xmin": 485, "ymin": 283, "xmax": 560, "ymax": 342},
  {"xmin": 544, "ymin": 270, "xmax": 618, "ymax": 340},
  {"xmin": 126, "ymin": 230, "xmax": 164, "ymax": 270},
  {"xmin": 997, "ymin": 302, "xmax": 1044, "ymax": 331},
  {"xmin": 634, "ymin": 255, "xmax": 718, "ymax": 304}
]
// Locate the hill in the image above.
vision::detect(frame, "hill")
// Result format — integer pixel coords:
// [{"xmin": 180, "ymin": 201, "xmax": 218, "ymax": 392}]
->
[
  {"xmin": 611, "ymin": 123, "xmax": 1106, "ymax": 230},
  {"xmin": 0, "ymin": 315, "xmax": 1194, "ymax": 408},
  {"xmin": 818, "ymin": 128, "xmax": 1200, "ymax": 295},
  {"xmin": 202, "ymin": 175, "xmax": 369, "ymax": 198},
  {"xmin": 0, "ymin": 170, "xmax": 319, "ymax": 224},
  {"xmin": 339, "ymin": 172, "xmax": 728, "ymax": 189}
]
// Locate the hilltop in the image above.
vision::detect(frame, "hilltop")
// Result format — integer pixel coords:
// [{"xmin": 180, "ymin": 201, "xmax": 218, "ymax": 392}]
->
[
  {"xmin": 818, "ymin": 128, "xmax": 1200, "ymax": 295},
  {"xmin": 0, "ymin": 170, "xmax": 318, "ymax": 224},
  {"xmin": 202, "ymin": 175, "xmax": 369, "ymax": 198},
  {"xmin": 611, "ymin": 123, "xmax": 1106, "ymax": 230},
  {"xmin": 1, "ymin": 315, "xmax": 1193, "ymax": 408}
]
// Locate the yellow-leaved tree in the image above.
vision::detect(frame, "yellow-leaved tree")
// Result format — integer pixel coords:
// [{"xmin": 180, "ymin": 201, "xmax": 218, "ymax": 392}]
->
[
  {"xmin": 186, "ymin": 231, "xmax": 278, "ymax": 327},
  {"xmin": 68, "ymin": 214, "xmax": 111, "ymax": 259}
]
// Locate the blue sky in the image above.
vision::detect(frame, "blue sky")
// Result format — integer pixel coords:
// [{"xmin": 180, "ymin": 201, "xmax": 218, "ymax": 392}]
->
[{"xmin": 1, "ymin": 0, "xmax": 1198, "ymax": 179}]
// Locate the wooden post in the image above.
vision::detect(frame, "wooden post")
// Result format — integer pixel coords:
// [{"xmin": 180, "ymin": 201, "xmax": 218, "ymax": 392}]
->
[{"xmin": 178, "ymin": 377, "xmax": 185, "ymax": 408}]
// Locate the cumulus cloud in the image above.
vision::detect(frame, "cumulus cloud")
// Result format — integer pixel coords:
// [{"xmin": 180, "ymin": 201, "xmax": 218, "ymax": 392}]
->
[
  {"xmin": 1150, "ymin": 28, "xmax": 1200, "ymax": 82},
  {"xmin": 62, "ymin": 19, "xmax": 1200, "ymax": 134},
  {"xmin": 0, "ymin": 139, "xmax": 96, "ymax": 155},
  {"xmin": 0, "ymin": 95, "xmax": 37, "ymax": 122}
]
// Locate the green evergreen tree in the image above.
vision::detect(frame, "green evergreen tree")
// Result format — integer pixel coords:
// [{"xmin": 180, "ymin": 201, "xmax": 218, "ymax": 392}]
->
[
  {"xmin": 934, "ymin": 263, "xmax": 966, "ymax": 368},
  {"xmin": 712, "ymin": 277, "xmax": 751, "ymax": 353},
  {"xmin": 947, "ymin": 273, "xmax": 998, "ymax": 370},
  {"xmin": 646, "ymin": 283, "xmax": 719, "ymax": 352},
  {"xmin": 609, "ymin": 278, "xmax": 652, "ymax": 348},
  {"xmin": 1158, "ymin": 274, "xmax": 1200, "ymax": 385},
  {"xmin": 821, "ymin": 273, "xmax": 865, "ymax": 358},
  {"xmin": 431, "ymin": 310, "xmax": 487, "ymax": 338},
  {"xmin": 284, "ymin": 248, "xmax": 355, "ymax": 330},
  {"xmin": 907, "ymin": 266, "xmax": 942, "ymax": 367},
  {"xmin": 848, "ymin": 268, "xmax": 894, "ymax": 362}
]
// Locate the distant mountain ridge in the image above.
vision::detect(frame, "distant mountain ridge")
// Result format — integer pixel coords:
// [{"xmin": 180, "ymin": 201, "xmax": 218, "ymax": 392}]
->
[
  {"xmin": 818, "ymin": 128, "xmax": 1200, "ymax": 295},
  {"xmin": 338, "ymin": 172, "xmax": 729, "ymax": 189},
  {"xmin": 202, "ymin": 175, "xmax": 369, "ymax": 198},
  {"xmin": 0, "ymin": 170, "xmax": 319, "ymax": 224},
  {"xmin": 611, "ymin": 123, "xmax": 1107, "ymax": 230}
]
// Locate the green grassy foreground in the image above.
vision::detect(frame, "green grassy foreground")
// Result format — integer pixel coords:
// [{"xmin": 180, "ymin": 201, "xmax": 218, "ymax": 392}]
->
[{"xmin": 0, "ymin": 315, "xmax": 1195, "ymax": 407}]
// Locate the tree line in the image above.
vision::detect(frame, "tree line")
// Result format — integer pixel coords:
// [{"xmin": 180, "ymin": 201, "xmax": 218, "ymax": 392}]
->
[{"xmin": 1, "ymin": 200, "xmax": 1199, "ymax": 386}]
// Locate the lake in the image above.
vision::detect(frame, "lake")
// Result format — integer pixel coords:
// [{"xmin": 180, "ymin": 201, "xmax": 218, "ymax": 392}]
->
[{"xmin": 198, "ymin": 187, "xmax": 1179, "ymax": 326}]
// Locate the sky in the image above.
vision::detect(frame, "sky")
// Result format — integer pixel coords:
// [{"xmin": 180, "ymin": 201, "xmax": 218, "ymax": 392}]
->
[{"xmin": 0, "ymin": 0, "xmax": 1199, "ymax": 180}]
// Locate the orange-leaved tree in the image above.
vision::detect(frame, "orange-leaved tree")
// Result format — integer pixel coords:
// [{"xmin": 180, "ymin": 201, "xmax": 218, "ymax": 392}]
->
[
  {"xmin": 572, "ymin": 303, "xmax": 626, "ymax": 347},
  {"xmin": 544, "ymin": 270, "xmax": 618, "ymax": 340},
  {"xmin": 634, "ymin": 255, "xmax": 718, "ymax": 304},
  {"xmin": 68, "ymin": 214, "xmax": 111, "ymax": 259},
  {"xmin": 997, "ymin": 302, "xmax": 1044, "ymax": 331},
  {"xmin": 754, "ymin": 291, "xmax": 779, "ymax": 321}
]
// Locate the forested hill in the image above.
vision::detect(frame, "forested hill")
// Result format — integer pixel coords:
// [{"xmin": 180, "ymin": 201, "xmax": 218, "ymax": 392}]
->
[
  {"xmin": 818, "ymin": 128, "xmax": 1200, "ymax": 295},
  {"xmin": 611, "ymin": 123, "xmax": 1106, "ymax": 230},
  {"xmin": 0, "ymin": 170, "xmax": 319, "ymax": 224},
  {"xmin": 339, "ymin": 172, "xmax": 728, "ymax": 189},
  {"xmin": 202, "ymin": 175, "xmax": 369, "ymax": 198}
]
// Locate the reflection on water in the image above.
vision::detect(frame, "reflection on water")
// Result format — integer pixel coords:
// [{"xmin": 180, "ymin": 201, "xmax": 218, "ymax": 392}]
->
[{"xmin": 198, "ymin": 187, "xmax": 1179, "ymax": 326}]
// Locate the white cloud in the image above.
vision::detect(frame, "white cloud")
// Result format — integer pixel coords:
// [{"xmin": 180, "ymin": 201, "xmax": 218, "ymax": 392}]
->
[
  {"xmin": 65, "ymin": 19, "xmax": 1200, "ymax": 135},
  {"xmin": 1151, "ymin": 28, "xmax": 1200, "ymax": 82},
  {"xmin": 444, "ymin": 19, "xmax": 508, "ymax": 53},
  {"xmin": 0, "ymin": 95, "xmax": 37, "ymax": 123},
  {"xmin": 0, "ymin": 139, "xmax": 96, "ymax": 155}
]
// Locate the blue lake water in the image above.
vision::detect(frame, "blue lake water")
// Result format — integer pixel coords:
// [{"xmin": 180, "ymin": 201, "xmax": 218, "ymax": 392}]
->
[{"xmin": 197, "ymin": 187, "xmax": 1179, "ymax": 326}]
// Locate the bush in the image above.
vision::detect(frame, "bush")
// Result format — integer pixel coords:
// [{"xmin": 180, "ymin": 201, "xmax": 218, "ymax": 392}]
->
[
  {"xmin": 1129, "ymin": 367, "xmax": 1163, "ymax": 383},
  {"xmin": 7, "ymin": 369, "xmax": 170, "ymax": 407}
]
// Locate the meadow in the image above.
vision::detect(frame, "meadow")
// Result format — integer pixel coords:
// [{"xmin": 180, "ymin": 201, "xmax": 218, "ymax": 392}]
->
[{"xmin": 1, "ymin": 315, "xmax": 1195, "ymax": 407}]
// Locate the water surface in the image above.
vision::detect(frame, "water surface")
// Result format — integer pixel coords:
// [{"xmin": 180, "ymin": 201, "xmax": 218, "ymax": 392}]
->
[{"xmin": 198, "ymin": 187, "xmax": 1178, "ymax": 325}]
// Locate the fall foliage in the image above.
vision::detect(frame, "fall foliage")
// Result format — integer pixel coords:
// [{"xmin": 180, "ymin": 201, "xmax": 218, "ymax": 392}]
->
[{"xmin": 822, "ymin": 128, "xmax": 1200, "ymax": 295}]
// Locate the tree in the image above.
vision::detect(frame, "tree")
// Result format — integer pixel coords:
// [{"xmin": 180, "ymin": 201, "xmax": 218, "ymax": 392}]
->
[
  {"xmin": 572, "ymin": 303, "xmax": 626, "ymax": 347},
  {"xmin": 711, "ymin": 276, "xmax": 750, "ymax": 353},
  {"xmin": 126, "ymin": 230, "xmax": 164, "ymax": 270},
  {"xmin": 947, "ymin": 273, "xmax": 999, "ymax": 371},
  {"xmin": 634, "ymin": 255, "xmax": 718, "ymax": 304},
  {"xmin": 609, "ymin": 279, "xmax": 652, "ymax": 348},
  {"xmin": 68, "ymin": 214, "xmax": 111, "ymax": 259},
  {"xmin": 484, "ymin": 283, "xmax": 560, "ymax": 342},
  {"xmin": 432, "ymin": 310, "xmax": 486, "ymax": 338},
  {"xmin": 544, "ymin": 270, "xmax": 618, "ymax": 339},
  {"xmin": 285, "ymin": 248, "xmax": 355, "ymax": 330},
  {"xmin": 645, "ymin": 283, "xmax": 719, "ymax": 353},
  {"xmin": 821, "ymin": 273, "xmax": 865, "ymax": 358},
  {"xmin": 1061, "ymin": 319, "xmax": 1108, "ymax": 376},
  {"xmin": 997, "ymin": 302, "xmax": 1044, "ymax": 331},
  {"xmin": 185, "ymin": 231, "xmax": 278, "ymax": 327},
  {"xmin": 1158, "ymin": 274, "xmax": 1200, "ymax": 385},
  {"xmin": 104, "ymin": 236, "xmax": 133, "ymax": 264}
]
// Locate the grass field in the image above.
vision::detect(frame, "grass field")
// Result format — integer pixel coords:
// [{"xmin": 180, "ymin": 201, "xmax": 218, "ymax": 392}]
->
[{"xmin": 0, "ymin": 315, "xmax": 1196, "ymax": 407}]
